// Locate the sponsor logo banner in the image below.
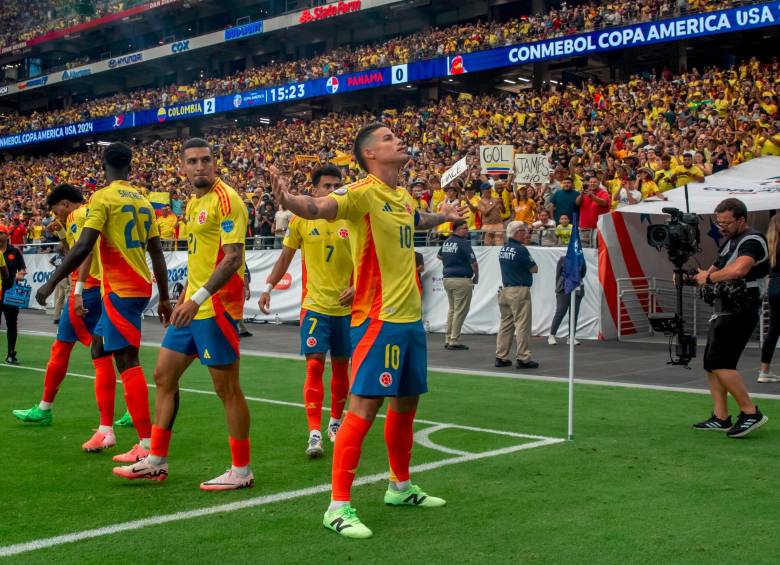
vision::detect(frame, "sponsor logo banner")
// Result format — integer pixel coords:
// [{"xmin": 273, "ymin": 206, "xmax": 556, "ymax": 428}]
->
[
  {"xmin": 108, "ymin": 53, "xmax": 143, "ymax": 69},
  {"xmin": 224, "ymin": 21, "xmax": 264, "ymax": 41}
]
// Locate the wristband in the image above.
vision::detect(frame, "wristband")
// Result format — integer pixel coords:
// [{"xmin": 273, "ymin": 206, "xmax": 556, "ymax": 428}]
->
[
  {"xmin": 74, "ymin": 282, "xmax": 84, "ymax": 296},
  {"xmin": 191, "ymin": 287, "xmax": 211, "ymax": 306},
  {"xmin": 264, "ymin": 283, "xmax": 274, "ymax": 293}
]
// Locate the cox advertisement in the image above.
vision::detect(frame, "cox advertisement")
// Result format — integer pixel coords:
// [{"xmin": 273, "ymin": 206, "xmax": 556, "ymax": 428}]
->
[{"xmin": 2, "ymin": 3, "xmax": 779, "ymax": 149}]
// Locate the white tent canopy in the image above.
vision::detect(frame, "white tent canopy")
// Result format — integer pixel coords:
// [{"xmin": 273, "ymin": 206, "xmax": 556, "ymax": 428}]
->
[{"xmin": 617, "ymin": 156, "xmax": 780, "ymax": 215}]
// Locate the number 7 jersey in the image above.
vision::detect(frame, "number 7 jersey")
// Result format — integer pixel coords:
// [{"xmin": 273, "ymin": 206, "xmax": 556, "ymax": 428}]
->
[{"xmin": 84, "ymin": 180, "xmax": 159, "ymax": 298}]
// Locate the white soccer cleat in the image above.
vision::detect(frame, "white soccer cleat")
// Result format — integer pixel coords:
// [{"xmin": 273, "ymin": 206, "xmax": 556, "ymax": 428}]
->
[
  {"xmin": 327, "ymin": 418, "xmax": 342, "ymax": 443},
  {"xmin": 112, "ymin": 456, "xmax": 168, "ymax": 481},
  {"xmin": 307, "ymin": 431, "xmax": 324, "ymax": 458},
  {"xmin": 200, "ymin": 469, "xmax": 254, "ymax": 491},
  {"xmin": 547, "ymin": 335, "xmax": 557, "ymax": 345},
  {"xmin": 757, "ymin": 371, "xmax": 780, "ymax": 383}
]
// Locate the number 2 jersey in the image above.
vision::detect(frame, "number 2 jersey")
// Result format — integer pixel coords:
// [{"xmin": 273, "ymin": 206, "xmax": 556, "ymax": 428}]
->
[
  {"xmin": 328, "ymin": 174, "xmax": 421, "ymax": 326},
  {"xmin": 65, "ymin": 205, "xmax": 102, "ymax": 289},
  {"xmin": 84, "ymin": 180, "xmax": 158, "ymax": 298},
  {"xmin": 184, "ymin": 178, "xmax": 248, "ymax": 321},
  {"xmin": 283, "ymin": 216, "xmax": 353, "ymax": 317}
]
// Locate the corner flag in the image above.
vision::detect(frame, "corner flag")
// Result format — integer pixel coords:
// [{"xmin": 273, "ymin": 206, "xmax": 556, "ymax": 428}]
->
[{"xmin": 564, "ymin": 211, "xmax": 585, "ymax": 295}]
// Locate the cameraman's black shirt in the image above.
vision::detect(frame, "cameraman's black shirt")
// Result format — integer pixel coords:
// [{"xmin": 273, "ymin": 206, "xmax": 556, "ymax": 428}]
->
[{"xmin": 714, "ymin": 228, "xmax": 769, "ymax": 282}]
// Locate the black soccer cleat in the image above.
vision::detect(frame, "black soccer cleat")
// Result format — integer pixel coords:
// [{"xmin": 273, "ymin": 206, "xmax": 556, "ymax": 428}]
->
[
  {"xmin": 726, "ymin": 408, "xmax": 768, "ymax": 438},
  {"xmin": 692, "ymin": 414, "xmax": 733, "ymax": 431}
]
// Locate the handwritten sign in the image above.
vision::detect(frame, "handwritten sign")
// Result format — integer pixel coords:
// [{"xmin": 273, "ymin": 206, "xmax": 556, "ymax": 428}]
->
[
  {"xmin": 514, "ymin": 154, "xmax": 551, "ymax": 183},
  {"xmin": 441, "ymin": 156, "xmax": 468, "ymax": 187},
  {"xmin": 479, "ymin": 145, "xmax": 513, "ymax": 175}
]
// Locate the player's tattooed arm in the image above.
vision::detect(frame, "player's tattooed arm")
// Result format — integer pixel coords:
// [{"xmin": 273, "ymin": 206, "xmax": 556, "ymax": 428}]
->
[
  {"xmin": 415, "ymin": 201, "xmax": 467, "ymax": 231},
  {"xmin": 414, "ymin": 212, "xmax": 446, "ymax": 231},
  {"xmin": 204, "ymin": 243, "xmax": 244, "ymax": 294},
  {"xmin": 269, "ymin": 164, "xmax": 337, "ymax": 220}
]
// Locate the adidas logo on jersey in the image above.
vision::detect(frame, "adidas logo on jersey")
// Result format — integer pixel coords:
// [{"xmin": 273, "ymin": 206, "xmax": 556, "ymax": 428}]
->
[
  {"xmin": 309, "ymin": 228, "xmax": 321, "ymax": 236},
  {"xmin": 382, "ymin": 203, "xmax": 393, "ymax": 212}
]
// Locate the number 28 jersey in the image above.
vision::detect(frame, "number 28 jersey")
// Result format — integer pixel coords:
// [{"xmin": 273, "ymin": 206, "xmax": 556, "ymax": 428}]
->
[
  {"xmin": 328, "ymin": 174, "xmax": 420, "ymax": 326},
  {"xmin": 84, "ymin": 180, "xmax": 158, "ymax": 298}
]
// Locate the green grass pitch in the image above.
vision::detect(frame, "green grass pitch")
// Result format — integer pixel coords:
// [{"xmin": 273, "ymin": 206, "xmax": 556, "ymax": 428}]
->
[{"xmin": 1, "ymin": 334, "xmax": 778, "ymax": 563}]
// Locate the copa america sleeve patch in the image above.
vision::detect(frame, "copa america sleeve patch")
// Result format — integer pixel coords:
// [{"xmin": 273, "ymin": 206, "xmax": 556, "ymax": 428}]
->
[{"xmin": 221, "ymin": 219, "xmax": 235, "ymax": 233}]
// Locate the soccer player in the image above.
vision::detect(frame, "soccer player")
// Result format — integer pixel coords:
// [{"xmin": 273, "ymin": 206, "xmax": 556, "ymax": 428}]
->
[
  {"xmin": 36, "ymin": 143, "xmax": 172, "ymax": 464},
  {"xmin": 12, "ymin": 184, "xmax": 122, "ymax": 451},
  {"xmin": 113, "ymin": 138, "xmax": 252, "ymax": 490},
  {"xmin": 270, "ymin": 123, "xmax": 463, "ymax": 539},
  {"xmin": 259, "ymin": 164, "xmax": 353, "ymax": 458}
]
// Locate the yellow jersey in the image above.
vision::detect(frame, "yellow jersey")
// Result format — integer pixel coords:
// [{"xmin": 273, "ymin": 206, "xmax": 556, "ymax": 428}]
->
[
  {"xmin": 672, "ymin": 165, "xmax": 704, "ymax": 187},
  {"xmin": 65, "ymin": 206, "xmax": 101, "ymax": 289},
  {"xmin": 183, "ymin": 179, "xmax": 248, "ymax": 321},
  {"xmin": 283, "ymin": 217, "xmax": 353, "ymax": 317},
  {"xmin": 84, "ymin": 180, "xmax": 159, "ymax": 298},
  {"xmin": 0, "ymin": 251, "xmax": 5, "ymax": 269},
  {"xmin": 157, "ymin": 214, "xmax": 177, "ymax": 239},
  {"xmin": 329, "ymin": 174, "xmax": 421, "ymax": 326}
]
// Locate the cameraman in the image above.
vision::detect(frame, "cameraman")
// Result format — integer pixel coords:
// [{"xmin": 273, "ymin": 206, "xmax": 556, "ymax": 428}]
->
[{"xmin": 692, "ymin": 198, "xmax": 768, "ymax": 438}]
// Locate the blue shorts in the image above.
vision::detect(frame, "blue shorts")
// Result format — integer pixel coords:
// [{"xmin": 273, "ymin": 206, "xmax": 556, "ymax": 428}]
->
[
  {"xmin": 162, "ymin": 313, "xmax": 240, "ymax": 366},
  {"xmin": 299, "ymin": 310, "xmax": 351, "ymax": 358},
  {"xmin": 94, "ymin": 292, "xmax": 149, "ymax": 352},
  {"xmin": 350, "ymin": 318, "xmax": 427, "ymax": 398},
  {"xmin": 57, "ymin": 287, "xmax": 102, "ymax": 346}
]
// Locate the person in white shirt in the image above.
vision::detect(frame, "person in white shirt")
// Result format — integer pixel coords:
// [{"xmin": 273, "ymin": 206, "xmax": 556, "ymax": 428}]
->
[{"xmin": 531, "ymin": 209, "xmax": 557, "ymax": 246}]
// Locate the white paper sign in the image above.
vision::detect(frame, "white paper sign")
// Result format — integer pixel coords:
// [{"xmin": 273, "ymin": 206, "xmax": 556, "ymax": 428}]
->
[
  {"xmin": 514, "ymin": 154, "xmax": 551, "ymax": 183},
  {"xmin": 479, "ymin": 145, "xmax": 513, "ymax": 175},
  {"xmin": 441, "ymin": 156, "xmax": 468, "ymax": 187}
]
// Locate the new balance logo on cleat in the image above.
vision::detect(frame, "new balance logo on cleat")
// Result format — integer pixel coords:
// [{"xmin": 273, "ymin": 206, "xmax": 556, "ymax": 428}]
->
[
  {"xmin": 404, "ymin": 493, "xmax": 427, "ymax": 505},
  {"xmin": 382, "ymin": 202, "xmax": 393, "ymax": 212},
  {"xmin": 309, "ymin": 228, "xmax": 321, "ymax": 235},
  {"xmin": 330, "ymin": 518, "xmax": 352, "ymax": 532}
]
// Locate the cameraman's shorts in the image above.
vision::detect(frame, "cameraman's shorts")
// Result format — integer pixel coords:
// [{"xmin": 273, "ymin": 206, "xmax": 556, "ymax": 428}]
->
[{"xmin": 703, "ymin": 309, "xmax": 758, "ymax": 372}]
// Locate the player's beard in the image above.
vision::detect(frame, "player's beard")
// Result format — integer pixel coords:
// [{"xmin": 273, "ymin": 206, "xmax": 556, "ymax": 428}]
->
[{"xmin": 192, "ymin": 177, "xmax": 213, "ymax": 189}]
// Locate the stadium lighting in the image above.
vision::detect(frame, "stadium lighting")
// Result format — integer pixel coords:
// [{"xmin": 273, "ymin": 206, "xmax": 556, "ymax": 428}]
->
[
  {"xmin": 503, "ymin": 79, "xmax": 516, "ymax": 84},
  {"xmin": 517, "ymin": 77, "xmax": 530, "ymax": 82},
  {"xmin": 550, "ymin": 79, "xmax": 559, "ymax": 85},
  {"xmin": 97, "ymin": 141, "xmax": 111, "ymax": 146},
  {"xmin": 405, "ymin": 85, "xmax": 413, "ymax": 89}
]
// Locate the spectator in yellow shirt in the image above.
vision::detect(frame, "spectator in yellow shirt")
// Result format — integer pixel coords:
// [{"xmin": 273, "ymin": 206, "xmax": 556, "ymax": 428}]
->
[
  {"xmin": 670, "ymin": 152, "xmax": 705, "ymax": 187},
  {"xmin": 637, "ymin": 167, "xmax": 665, "ymax": 200},
  {"xmin": 512, "ymin": 185, "xmax": 537, "ymax": 224},
  {"xmin": 156, "ymin": 204, "xmax": 178, "ymax": 248},
  {"xmin": 654, "ymin": 154, "xmax": 676, "ymax": 193}
]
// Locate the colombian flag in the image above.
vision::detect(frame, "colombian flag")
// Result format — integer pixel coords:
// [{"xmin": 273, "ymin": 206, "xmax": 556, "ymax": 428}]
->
[{"xmin": 149, "ymin": 191, "xmax": 171, "ymax": 213}]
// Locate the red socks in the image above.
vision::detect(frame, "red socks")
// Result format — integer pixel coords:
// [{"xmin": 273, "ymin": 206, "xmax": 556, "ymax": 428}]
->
[
  {"xmin": 41, "ymin": 340, "xmax": 75, "ymax": 403},
  {"xmin": 385, "ymin": 407, "xmax": 416, "ymax": 483},
  {"xmin": 150, "ymin": 425, "xmax": 172, "ymax": 458},
  {"xmin": 93, "ymin": 356, "xmax": 116, "ymax": 427},
  {"xmin": 304, "ymin": 357, "xmax": 325, "ymax": 431},
  {"xmin": 119, "ymin": 366, "xmax": 152, "ymax": 440},
  {"xmin": 331, "ymin": 412, "xmax": 372, "ymax": 501},
  {"xmin": 330, "ymin": 360, "xmax": 349, "ymax": 420},
  {"xmin": 229, "ymin": 436, "xmax": 251, "ymax": 468}
]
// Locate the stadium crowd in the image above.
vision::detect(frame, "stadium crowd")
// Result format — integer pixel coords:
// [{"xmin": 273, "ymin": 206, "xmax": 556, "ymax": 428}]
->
[
  {"xmin": 0, "ymin": 0, "xmax": 747, "ymax": 136},
  {"xmin": 0, "ymin": 0, "xmax": 134, "ymax": 50},
  {"xmin": 1, "ymin": 57, "xmax": 778, "ymax": 250}
]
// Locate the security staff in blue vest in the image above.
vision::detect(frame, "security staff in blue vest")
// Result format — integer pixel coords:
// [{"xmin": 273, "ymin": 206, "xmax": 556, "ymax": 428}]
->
[
  {"xmin": 437, "ymin": 220, "xmax": 478, "ymax": 350},
  {"xmin": 495, "ymin": 221, "xmax": 539, "ymax": 369}
]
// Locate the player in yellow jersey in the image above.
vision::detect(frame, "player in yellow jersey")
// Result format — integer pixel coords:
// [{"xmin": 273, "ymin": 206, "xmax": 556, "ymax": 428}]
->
[
  {"xmin": 114, "ymin": 138, "xmax": 253, "ymax": 490},
  {"xmin": 0, "ymin": 248, "xmax": 6, "ymax": 279},
  {"xmin": 271, "ymin": 123, "xmax": 464, "ymax": 539},
  {"xmin": 13, "ymin": 184, "xmax": 123, "ymax": 451},
  {"xmin": 259, "ymin": 165, "xmax": 353, "ymax": 459},
  {"xmin": 37, "ymin": 143, "xmax": 172, "ymax": 465}
]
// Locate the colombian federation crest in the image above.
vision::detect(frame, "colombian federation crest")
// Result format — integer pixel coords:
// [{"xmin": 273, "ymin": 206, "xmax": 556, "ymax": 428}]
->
[
  {"xmin": 306, "ymin": 337, "xmax": 318, "ymax": 347},
  {"xmin": 338, "ymin": 228, "xmax": 349, "ymax": 239},
  {"xmin": 197, "ymin": 210, "xmax": 208, "ymax": 224},
  {"xmin": 379, "ymin": 372, "xmax": 393, "ymax": 387}
]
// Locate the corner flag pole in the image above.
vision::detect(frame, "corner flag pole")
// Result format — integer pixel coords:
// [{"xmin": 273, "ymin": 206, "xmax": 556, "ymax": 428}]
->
[{"xmin": 567, "ymin": 288, "xmax": 575, "ymax": 441}]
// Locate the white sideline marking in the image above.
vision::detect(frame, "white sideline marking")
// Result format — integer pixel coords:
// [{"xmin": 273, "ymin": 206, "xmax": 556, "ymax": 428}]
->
[
  {"xmin": 0, "ymin": 434, "xmax": 560, "ymax": 558},
  {"xmin": 13, "ymin": 329, "xmax": 780, "ymax": 399},
  {"xmin": 2, "ymin": 364, "xmax": 557, "ymax": 443}
]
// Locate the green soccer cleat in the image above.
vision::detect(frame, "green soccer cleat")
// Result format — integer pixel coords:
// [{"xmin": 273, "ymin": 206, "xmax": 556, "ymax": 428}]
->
[
  {"xmin": 384, "ymin": 484, "xmax": 447, "ymax": 508},
  {"xmin": 114, "ymin": 410, "xmax": 134, "ymax": 428},
  {"xmin": 323, "ymin": 504, "xmax": 373, "ymax": 539},
  {"xmin": 12, "ymin": 406, "xmax": 53, "ymax": 425}
]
